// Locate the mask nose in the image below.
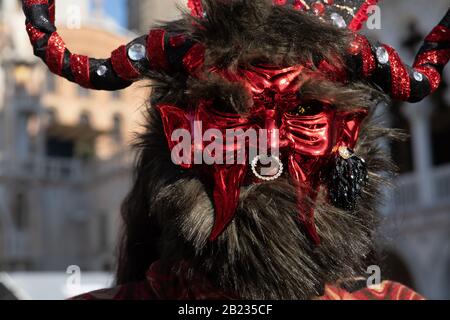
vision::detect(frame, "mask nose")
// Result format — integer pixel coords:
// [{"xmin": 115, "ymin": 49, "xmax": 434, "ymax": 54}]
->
[
  {"xmin": 261, "ymin": 109, "xmax": 279, "ymax": 151},
  {"xmin": 261, "ymin": 109, "xmax": 290, "ymax": 154}
]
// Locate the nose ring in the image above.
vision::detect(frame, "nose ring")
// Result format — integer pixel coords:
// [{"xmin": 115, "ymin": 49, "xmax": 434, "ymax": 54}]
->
[{"xmin": 251, "ymin": 155, "xmax": 284, "ymax": 181}]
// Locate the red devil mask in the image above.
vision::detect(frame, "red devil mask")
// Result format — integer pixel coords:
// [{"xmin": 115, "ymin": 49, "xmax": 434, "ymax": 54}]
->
[{"xmin": 157, "ymin": 63, "xmax": 368, "ymax": 243}]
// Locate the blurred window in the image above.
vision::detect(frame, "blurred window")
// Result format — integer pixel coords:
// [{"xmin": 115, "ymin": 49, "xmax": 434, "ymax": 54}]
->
[
  {"xmin": 447, "ymin": 259, "xmax": 450, "ymax": 298},
  {"xmin": 0, "ymin": 112, "xmax": 4, "ymax": 150},
  {"xmin": 46, "ymin": 108, "xmax": 57, "ymax": 126},
  {"xmin": 98, "ymin": 212, "xmax": 108, "ymax": 251},
  {"xmin": 16, "ymin": 111, "xmax": 39, "ymax": 159},
  {"xmin": 46, "ymin": 136, "xmax": 75, "ymax": 159},
  {"xmin": 389, "ymin": 103, "xmax": 414, "ymax": 173},
  {"xmin": 11, "ymin": 192, "xmax": 28, "ymax": 231},
  {"xmin": 79, "ymin": 112, "xmax": 91, "ymax": 127},
  {"xmin": 112, "ymin": 113, "xmax": 122, "ymax": 142},
  {"xmin": 430, "ymin": 90, "xmax": 450, "ymax": 166}
]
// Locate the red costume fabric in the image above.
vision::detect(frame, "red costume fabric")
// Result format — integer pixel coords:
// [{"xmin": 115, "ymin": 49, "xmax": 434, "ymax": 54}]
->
[{"xmin": 72, "ymin": 262, "xmax": 424, "ymax": 301}]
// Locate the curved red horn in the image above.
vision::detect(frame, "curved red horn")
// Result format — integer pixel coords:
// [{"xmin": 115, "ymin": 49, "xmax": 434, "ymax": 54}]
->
[
  {"xmin": 349, "ymin": 9, "xmax": 450, "ymax": 102},
  {"xmin": 22, "ymin": 0, "xmax": 176, "ymax": 91}
]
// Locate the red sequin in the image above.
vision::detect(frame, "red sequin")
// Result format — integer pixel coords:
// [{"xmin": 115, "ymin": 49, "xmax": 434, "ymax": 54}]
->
[
  {"xmin": 26, "ymin": 23, "xmax": 45, "ymax": 44},
  {"xmin": 187, "ymin": 0, "xmax": 204, "ymax": 18},
  {"xmin": 312, "ymin": 2, "xmax": 326, "ymax": 15},
  {"xmin": 318, "ymin": 59, "xmax": 348, "ymax": 82},
  {"xmin": 348, "ymin": 39, "xmax": 361, "ymax": 55},
  {"xmin": 384, "ymin": 45, "xmax": 411, "ymax": 101},
  {"xmin": 169, "ymin": 34, "xmax": 186, "ymax": 48},
  {"xmin": 415, "ymin": 49, "xmax": 450, "ymax": 66},
  {"xmin": 70, "ymin": 54, "xmax": 91, "ymax": 88},
  {"xmin": 48, "ymin": 2, "xmax": 55, "ymax": 24},
  {"xmin": 111, "ymin": 45, "xmax": 141, "ymax": 81},
  {"xmin": 23, "ymin": 0, "xmax": 48, "ymax": 6},
  {"xmin": 414, "ymin": 66, "xmax": 441, "ymax": 92},
  {"xmin": 425, "ymin": 25, "xmax": 450, "ymax": 43},
  {"xmin": 413, "ymin": 27, "xmax": 450, "ymax": 94},
  {"xmin": 46, "ymin": 32, "xmax": 66, "ymax": 76},
  {"xmin": 147, "ymin": 29, "xmax": 169, "ymax": 71},
  {"xmin": 357, "ymin": 35, "xmax": 376, "ymax": 77},
  {"xmin": 183, "ymin": 43, "xmax": 205, "ymax": 76},
  {"xmin": 293, "ymin": 0, "xmax": 306, "ymax": 10}
]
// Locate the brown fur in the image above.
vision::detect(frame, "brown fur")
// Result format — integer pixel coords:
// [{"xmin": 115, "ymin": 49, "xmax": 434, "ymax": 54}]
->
[{"xmin": 116, "ymin": 0, "xmax": 397, "ymax": 299}]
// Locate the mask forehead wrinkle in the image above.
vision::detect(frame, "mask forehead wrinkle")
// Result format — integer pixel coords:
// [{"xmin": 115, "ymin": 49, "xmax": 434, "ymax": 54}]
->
[{"xmin": 282, "ymin": 110, "xmax": 335, "ymax": 157}]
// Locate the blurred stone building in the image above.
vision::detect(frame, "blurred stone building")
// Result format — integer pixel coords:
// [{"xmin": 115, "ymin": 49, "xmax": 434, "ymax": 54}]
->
[
  {"xmin": 373, "ymin": 0, "xmax": 450, "ymax": 300},
  {"xmin": 127, "ymin": 0, "xmax": 181, "ymax": 34},
  {"xmin": 0, "ymin": 0, "xmax": 148, "ymax": 272},
  {"xmin": 0, "ymin": 0, "xmax": 448, "ymax": 300}
]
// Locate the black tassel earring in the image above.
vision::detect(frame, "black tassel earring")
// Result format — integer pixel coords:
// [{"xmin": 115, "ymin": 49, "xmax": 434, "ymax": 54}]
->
[{"xmin": 326, "ymin": 147, "xmax": 368, "ymax": 211}]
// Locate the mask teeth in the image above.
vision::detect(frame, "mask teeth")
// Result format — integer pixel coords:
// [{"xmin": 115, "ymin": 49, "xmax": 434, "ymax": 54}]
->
[{"xmin": 208, "ymin": 165, "xmax": 248, "ymax": 241}]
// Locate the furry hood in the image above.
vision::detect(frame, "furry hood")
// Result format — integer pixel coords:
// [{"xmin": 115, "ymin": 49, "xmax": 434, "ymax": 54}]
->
[
  {"xmin": 185, "ymin": 0, "xmax": 351, "ymax": 68},
  {"xmin": 116, "ymin": 0, "xmax": 394, "ymax": 300}
]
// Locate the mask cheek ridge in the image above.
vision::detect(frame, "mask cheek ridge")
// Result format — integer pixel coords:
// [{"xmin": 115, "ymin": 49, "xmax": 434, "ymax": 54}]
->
[
  {"xmin": 156, "ymin": 104, "xmax": 193, "ymax": 169},
  {"xmin": 288, "ymin": 155, "xmax": 322, "ymax": 245},
  {"xmin": 207, "ymin": 164, "xmax": 248, "ymax": 241}
]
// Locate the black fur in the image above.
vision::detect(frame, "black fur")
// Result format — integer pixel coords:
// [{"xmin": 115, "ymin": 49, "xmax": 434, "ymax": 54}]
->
[
  {"xmin": 187, "ymin": 0, "xmax": 351, "ymax": 69},
  {"xmin": 327, "ymin": 154, "xmax": 369, "ymax": 211}
]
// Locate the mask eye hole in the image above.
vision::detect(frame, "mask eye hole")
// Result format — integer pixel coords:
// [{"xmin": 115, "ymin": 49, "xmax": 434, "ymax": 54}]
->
[
  {"xmin": 290, "ymin": 100, "xmax": 326, "ymax": 116},
  {"xmin": 210, "ymin": 96, "xmax": 244, "ymax": 115}
]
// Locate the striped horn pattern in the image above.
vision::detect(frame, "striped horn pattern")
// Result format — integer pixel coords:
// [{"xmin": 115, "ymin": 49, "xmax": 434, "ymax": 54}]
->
[{"xmin": 22, "ymin": 0, "xmax": 169, "ymax": 90}]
